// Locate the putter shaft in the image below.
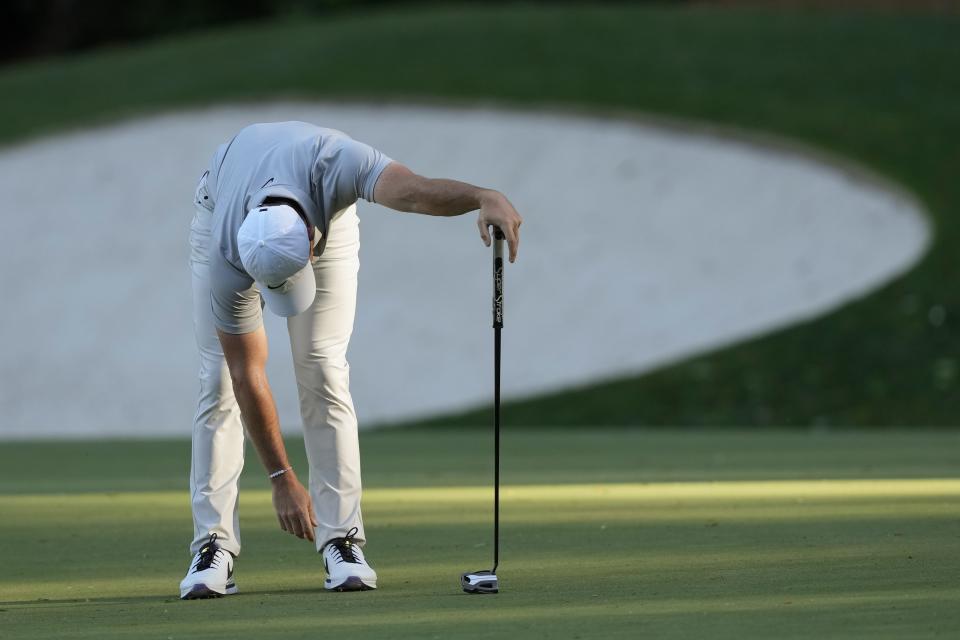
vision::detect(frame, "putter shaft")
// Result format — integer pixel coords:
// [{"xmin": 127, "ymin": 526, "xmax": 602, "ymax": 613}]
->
[
  {"xmin": 492, "ymin": 228, "xmax": 504, "ymax": 574},
  {"xmin": 461, "ymin": 227, "xmax": 505, "ymax": 594}
]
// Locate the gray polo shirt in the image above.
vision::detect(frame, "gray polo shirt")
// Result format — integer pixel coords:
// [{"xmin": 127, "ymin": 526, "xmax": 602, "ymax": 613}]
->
[{"xmin": 204, "ymin": 121, "xmax": 392, "ymax": 334}]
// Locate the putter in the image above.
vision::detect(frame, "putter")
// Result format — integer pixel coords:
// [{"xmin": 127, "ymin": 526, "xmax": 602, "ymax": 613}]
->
[{"xmin": 460, "ymin": 227, "xmax": 505, "ymax": 595}]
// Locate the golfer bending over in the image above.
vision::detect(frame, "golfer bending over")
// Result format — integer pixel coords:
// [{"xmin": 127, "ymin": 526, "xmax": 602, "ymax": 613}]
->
[{"xmin": 181, "ymin": 121, "xmax": 522, "ymax": 599}]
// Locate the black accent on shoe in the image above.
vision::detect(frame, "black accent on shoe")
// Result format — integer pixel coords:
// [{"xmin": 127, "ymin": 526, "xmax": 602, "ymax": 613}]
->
[
  {"xmin": 193, "ymin": 533, "xmax": 224, "ymax": 572},
  {"xmin": 324, "ymin": 526, "xmax": 361, "ymax": 564}
]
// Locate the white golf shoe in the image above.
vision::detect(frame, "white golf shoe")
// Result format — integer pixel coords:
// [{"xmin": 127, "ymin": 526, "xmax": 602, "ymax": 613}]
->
[
  {"xmin": 322, "ymin": 527, "xmax": 377, "ymax": 591},
  {"xmin": 179, "ymin": 533, "xmax": 238, "ymax": 600}
]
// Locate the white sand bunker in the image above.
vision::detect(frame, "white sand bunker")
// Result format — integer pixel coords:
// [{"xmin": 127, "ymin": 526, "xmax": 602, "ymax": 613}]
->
[{"xmin": 0, "ymin": 103, "xmax": 929, "ymax": 438}]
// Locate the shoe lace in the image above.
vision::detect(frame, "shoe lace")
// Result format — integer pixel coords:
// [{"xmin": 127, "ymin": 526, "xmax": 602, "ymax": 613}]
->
[
  {"xmin": 327, "ymin": 527, "xmax": 361, "ymax": 564},
  {"xmin": 193, "ymin": 533, "xmax": 222, "ymax": 572}
]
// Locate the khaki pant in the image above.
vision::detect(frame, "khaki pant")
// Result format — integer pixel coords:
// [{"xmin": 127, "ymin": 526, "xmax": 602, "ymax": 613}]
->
[{"xmin": 188, "ymin": 176, "xmax": 364, "ymax": 556}]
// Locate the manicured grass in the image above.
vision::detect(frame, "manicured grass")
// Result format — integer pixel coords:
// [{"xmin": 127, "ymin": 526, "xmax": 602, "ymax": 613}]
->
[
  {"xmin": 0, "ymin": 5, "xmax": 958, "ymax": 426},
  {"xmin": 1, "ymin": 429, "xmax": 959, "ymax": 639}
]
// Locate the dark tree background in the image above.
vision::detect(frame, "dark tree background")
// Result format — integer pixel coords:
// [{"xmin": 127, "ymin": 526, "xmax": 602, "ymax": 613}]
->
[
  {"xmin": 0, "ymin": 0, "xmax": 676, "ymax": 65},
  {"xmin": 0, "ymin": 0, "xmax": 374, "ymax": 63},
  {"xmin": 1, "ymin": 1, "xmax": 950, "ymax": 64}
]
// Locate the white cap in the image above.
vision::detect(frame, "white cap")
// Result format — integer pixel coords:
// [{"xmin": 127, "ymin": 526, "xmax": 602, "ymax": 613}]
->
[{"xmin": 237, "ymin": 204, "xmax": 316, "ymax": 317}]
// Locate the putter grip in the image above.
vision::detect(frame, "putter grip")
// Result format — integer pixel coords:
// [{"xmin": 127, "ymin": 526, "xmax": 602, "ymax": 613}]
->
[{"xmin": 493, "ymin": 228, "xmax": 504, "ymax": 329}]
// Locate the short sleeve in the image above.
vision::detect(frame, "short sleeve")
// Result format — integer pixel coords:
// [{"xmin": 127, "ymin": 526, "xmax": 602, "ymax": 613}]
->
[
  {"xmin": 209, "ymin": 250, "xmax": 264, "ymax": 334},
  {"xmin": 314, "ymin": 134, "xmax": 392, "ymax": 213}
]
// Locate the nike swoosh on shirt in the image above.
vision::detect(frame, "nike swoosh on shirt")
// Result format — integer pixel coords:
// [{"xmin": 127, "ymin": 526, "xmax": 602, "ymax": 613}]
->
[{"xmin": 261, "ymin": 177, "xmax": 275, "ymax": 189}]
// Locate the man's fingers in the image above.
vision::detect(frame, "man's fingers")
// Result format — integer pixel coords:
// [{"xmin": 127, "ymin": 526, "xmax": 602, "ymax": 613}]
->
[
  {"xmin": 302, "ymin": 514, "xmax": 316, "ymax": 542},
  {"xmin": 280, "ymin": 512, "xmax": 301, "ymax": 538},
  {"xmin": 281, "ymin": 508, "xmax": 317, "ymax": 540},
  {"xmin": 477, "ymin": 218, "xmax": 491, "ymax": 246},
  {"xmin": 504, "ymin": 224, "xmax": 520, "ymax": 263},
  {"xmin": 288, "ymin": 515, "xmax": 305, "ymax": 539},
  {"xmin": 305, "ymin": 497, "xmax": 319, "ymax": 531}
]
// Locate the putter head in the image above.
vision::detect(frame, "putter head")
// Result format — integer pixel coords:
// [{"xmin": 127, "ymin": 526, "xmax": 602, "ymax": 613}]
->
[{"xmin": 461, "ymin": 569, "xmax": 499, "ymax": 594}]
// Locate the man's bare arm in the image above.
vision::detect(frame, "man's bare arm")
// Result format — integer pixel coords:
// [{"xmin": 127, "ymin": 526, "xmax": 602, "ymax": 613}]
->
[
  {"xmin": 217, "ymin": 326, "xmax": 318, "ymax": 541},
  {"xmin": 374, "ymin": 162, "xmax": 524, "ymax": 262}
]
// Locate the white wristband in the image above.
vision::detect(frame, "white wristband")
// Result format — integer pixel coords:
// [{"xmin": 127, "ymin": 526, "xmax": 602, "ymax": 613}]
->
[{"xmin": 269, "ymin": 467, "xmax": 292, "ymax": 479}]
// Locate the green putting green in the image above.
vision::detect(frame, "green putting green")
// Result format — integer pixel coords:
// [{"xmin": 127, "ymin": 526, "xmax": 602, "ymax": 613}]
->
[{"xmin": 1, "ymin": 429, "xmax": 959, "ymax": 638}]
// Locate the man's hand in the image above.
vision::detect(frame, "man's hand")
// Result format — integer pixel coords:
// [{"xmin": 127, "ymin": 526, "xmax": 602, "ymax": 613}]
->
[
  {"xmin": 271, "ymin": 471, "xmax": 318, "ymax": 541},
  {"xmin": 476, "ymin": 190, "xmax": 522, "ymax": 263}
]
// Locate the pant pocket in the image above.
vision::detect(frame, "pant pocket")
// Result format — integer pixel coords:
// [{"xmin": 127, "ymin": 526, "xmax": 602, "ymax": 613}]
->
[
  {"xmin": 194, "ymin": 172, "xmax": 215, "ymax": 213},
  {"xmin": 190, "ymin": 174, "xmax": 215, "ymax": 265}
]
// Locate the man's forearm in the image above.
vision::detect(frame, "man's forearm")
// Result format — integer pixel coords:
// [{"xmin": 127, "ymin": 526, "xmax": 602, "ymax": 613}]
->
[
  {"xmin": 216, "ymin": 328, "xmax": 314, "ymax": 540},
  {"xmin": 231, "ymin": 372, "xmax": 290, "ymax": 474},
  {"xmin": 373, "ymin": 161, "xmax": 523, "ymax": 261},
  {"xmin": 374, "ymin": 162, "xmax": 513, "ymax": 218},
  {"xmin": 410, "ymin": 178, "xmax": 489, "ymax": 216}
]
